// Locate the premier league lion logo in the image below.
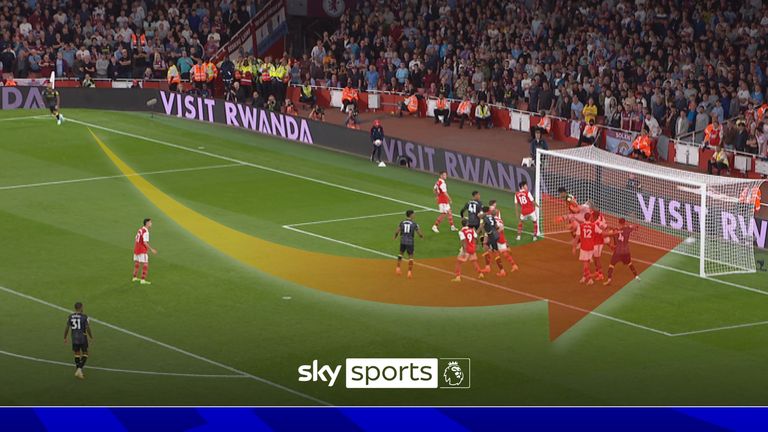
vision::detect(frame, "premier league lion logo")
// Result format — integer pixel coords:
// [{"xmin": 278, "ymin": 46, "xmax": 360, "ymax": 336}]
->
[{"xmin": 443, "ymin": 361, "xmax": 465, "ymax": 386}]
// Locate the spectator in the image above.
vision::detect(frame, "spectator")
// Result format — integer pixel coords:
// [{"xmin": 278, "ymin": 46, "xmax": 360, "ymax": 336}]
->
[
  {"xmin": 694, "ymin": 106, "xmax": 710, "ymax": 142},
  {"xmin": 299, "ymin": 81, "xmax": 316, "ymax": 108},
  {"xmin": 433, "ymin": 93, "xmax": 450, "ymax": 127},
  {"xmin": 474, "ymin": 100, "xmax": 491, "ymax": 129},
  {"xmin": 399, "ymin": 91, "xmax": 418, "ymax": 117},
  {"xmin": 530, "ymin": 129, "xmax": 548, "ymax": 160},
  {"xmin": 703, "ymin": 119, "xmax": 724, "ymax": 149},
  {"xmin": 631, "ymin": 129, "xmax": 652, "ymax": 160},
  {"xmin": 734, "ymin": 120, "xmax": 749, "ymax": 153},
  {"xmin": 644, "ymin": 113, "xmax": 662, "ymax": 139},
  {"xmin": 167, "ymin": 63, "xmax": 180, "ymax": 92},
  {"xmin": 571, "ymin": 97, "xmax": 584, "ymax": 121},
  {"xmin": 675, "ymin": 110, "xmax": 690, "ymax": 139},
  {"xmin": 531, "ymin": 110, "xmax": 551, "ymax": 138},
  {"xmin": 82, "ymin": 74, "xmax": 95, "ymax": 88},
  {"xmin": 707, "ymin": 147, "xmax": 730, "ymax": 176},
  {"xmin": 577, "ymin": 119, "xmax": 599, "ymax": 147},
  {"xmin": 456, "ymin": 96, "xmax": 472, "ymax": 129},
  {"xmin": 341, "ymin": 83, "xmax": 359, "ymax": 114},
  {"xmin": 582, "ymin": 98, "xmax": 598, "ymax": 125},
  {"xmin": 608, "ymin": 104, "xmax": 623, "ymax": 129}
]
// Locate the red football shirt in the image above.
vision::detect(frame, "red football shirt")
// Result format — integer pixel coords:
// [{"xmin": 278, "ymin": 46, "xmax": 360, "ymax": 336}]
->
[
  {"xmin": 515, "ymin": 190, "xmax": 535, "ymax": 215},
  {"xmin": 459, "ymin": 227, "xmax": 477, "ymax": 254},
  {"xmin": 577, "ymin": 221, "xmax": 600, "ymax": 251},
  {"xmin": 434, "ymin": 178, "xmax": 450, "ymax": 204},
  {"xmin": 134, "ymin": 226, "xmax": 149, "ymax": 254}
]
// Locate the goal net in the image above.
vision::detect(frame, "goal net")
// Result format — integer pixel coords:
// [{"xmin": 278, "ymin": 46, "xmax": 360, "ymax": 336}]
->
[{"xmin": 535, "ymin": 146, "xmax": 764, "ymax": 277}]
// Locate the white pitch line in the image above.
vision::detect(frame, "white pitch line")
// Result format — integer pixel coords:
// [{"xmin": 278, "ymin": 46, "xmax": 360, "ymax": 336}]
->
[
  {"xmin": 0, "ymin": 114, "xmax": 49, "ymax": 122},
  {"xmin": 282, "ymin": 225, "xmax": 672, "ymax": 337},
  {"xmin": 68, "ymin": 117, "xmax": 768, "ymax": 299},
  {"xmin": 0, "ymin": 163, "xmax": 243, "ymax": 191},
  {"xmin": 0, "ymin": 349, "xmax": 248, "ymax": 379},
  {"xmin": 0, "ymin": 285, "xmax": 330, "ymax": 406},
  {"xmin": 286, "ymin": 212, "xmax": 405, "ymax": 227},
  {"xmin": 669, "ymin": 320, "xmax": 768, "ymax": 337}
]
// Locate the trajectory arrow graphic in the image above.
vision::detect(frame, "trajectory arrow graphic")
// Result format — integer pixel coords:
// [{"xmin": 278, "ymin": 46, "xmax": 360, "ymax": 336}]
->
[{"xmin": 90, "ymin": 129, "xmax": 662, "ymax": 340}]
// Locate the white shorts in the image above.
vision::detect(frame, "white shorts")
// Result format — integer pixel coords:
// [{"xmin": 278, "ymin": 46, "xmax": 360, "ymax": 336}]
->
[
  {"xmin": 579, "ymin": 249, "xmax": 594, "ymax": 261},
  {"xmin": 520, "ymin": 211, "xmax": 538, "ymax": 222},
  {"xmin": 593, "ymin": 244, "xmax": 604, "ymax": 257},
  {"xmin": 438, "ymin": 203, "xmax": 451, "ymax": 213},
  {"xmin": 498, "ymin": 242, "xmax": 508, "ymax": 251},
  {"xmin": 133, "ymin": 253, "xmax": 149, "ymax": 263}
]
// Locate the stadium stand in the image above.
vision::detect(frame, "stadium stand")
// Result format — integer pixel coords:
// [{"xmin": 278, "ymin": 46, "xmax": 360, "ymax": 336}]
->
[{"xmin": 1, "ymin": 0, "xmax": 767, "ymax": 167}]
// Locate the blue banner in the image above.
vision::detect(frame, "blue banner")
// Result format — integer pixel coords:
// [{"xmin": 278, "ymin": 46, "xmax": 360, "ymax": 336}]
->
[{"xmin": 3, "ymin": 408, "xmax": 767, "ymax": 431}]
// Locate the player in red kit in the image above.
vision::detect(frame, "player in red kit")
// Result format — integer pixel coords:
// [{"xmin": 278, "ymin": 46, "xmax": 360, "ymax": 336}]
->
[
  {"xmin": 451, "ymin": 219, "xmax": 484, "ymax": 282},
  {"xmin": 590, "ymin": 210, "xmax": 608, "ymax": 281},
  {"xmin": 488, "ymin": 201, "xmax": 519, "ymax": 269},
  {"xmin": 432, "ymin": 171, "xmax": 457, "ymax": 233},
  {"xmin": 514, "ymin": 180, "xmax": 539, "ymax": 241},
  {"xmin": 603, "ymin": 218, "xmax": 639, "ymax": 285},
  {"xmin": 132, "ymin": 218, "xmax": 157, "ymax": 285},
  {"xmin": 574, "ymin": 212, "xmax": 601, "ymax": 285}
]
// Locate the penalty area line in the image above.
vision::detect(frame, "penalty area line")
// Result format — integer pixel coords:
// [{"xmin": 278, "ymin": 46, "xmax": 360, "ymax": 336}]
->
[
  {"xmin": 669, "ymin": 320, "xmax": 768, "ymax": 337},
  {"xmin": 282, "ymin": 225, "xmax": 673, "ymax": 337},
  {"xmin": 0, "ymin": 285, "xmax": 331, "ymax": 406},
  {"xmin": 0, "ymin": 349, "xmax": 248, "ymax": 379},
  {"xmin": 285, "ymin": 211, "xmax": 405, "ymax": 227}
]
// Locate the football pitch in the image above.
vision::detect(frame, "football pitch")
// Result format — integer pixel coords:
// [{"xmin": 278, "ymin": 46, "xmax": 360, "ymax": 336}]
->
[{"xmin": 1, "ymin": 109, "xmax": 768, "ymax": 406}]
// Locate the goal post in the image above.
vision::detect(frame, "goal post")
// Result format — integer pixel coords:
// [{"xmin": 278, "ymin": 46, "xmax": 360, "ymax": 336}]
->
[{"xmin": 535, "ymin": 146, "xmax": 764, "ymax": 277}]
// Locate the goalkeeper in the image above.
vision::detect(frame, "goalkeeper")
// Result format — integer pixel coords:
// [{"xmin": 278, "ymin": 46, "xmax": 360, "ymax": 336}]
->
[{"xmin": 43, "ymin": 82, "xmax": 64, "ymax": 125}]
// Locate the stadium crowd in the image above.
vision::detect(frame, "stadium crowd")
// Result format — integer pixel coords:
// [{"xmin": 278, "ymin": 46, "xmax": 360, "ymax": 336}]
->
[
  {"xmin": 291, "ymin": 0, "xmax": 768, "ymax": 157},
  {"xmin": 0, "ymin": 0, "xmax": 264, "ymax": 82},
  {"xmin": 1, "ymin": 0, "xmax": 768, "ymax": 160}
]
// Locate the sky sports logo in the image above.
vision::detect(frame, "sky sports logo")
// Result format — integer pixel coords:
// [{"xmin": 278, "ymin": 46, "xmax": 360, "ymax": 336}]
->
[{"xmin": 298, "ymin": 358, "xmax": 471, "ymax": 389}]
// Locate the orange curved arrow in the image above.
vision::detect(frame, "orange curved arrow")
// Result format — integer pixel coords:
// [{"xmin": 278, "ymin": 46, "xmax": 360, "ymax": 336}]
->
[{"xmin": 90, "ymin": 129, "xmax": 655, "ymax": 340}]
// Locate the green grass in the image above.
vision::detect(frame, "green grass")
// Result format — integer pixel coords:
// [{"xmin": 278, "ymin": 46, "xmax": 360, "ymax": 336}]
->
[{"xmin": 1, "ymin": 109, "xmax": 768, "ymax": 406}]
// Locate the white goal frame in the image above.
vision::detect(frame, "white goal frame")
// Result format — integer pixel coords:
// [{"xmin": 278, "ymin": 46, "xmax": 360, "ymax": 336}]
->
[{"xmin": 535, "ymin": 147, "xmax": 763, "ymax": 278}]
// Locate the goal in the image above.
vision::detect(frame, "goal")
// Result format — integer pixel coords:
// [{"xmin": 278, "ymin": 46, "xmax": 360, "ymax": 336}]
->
[{"xmin": 535, "ymin": 146, "xmax": 764, "ymax": 277}]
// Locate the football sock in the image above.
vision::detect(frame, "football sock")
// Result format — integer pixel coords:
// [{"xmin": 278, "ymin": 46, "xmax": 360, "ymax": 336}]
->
[
  {"xmin": 517, "ymin": 222, "xmax": 523, "ymax": 236},
  {"xmin": 74, "ymin": 355, "xmax": 81, "ymax": 368},
  {"xmin": 606, "ymin": 265, "xmax": 615, "ymax": 279},
  {"xmin": 141, "ymin": 263, "xmax": 148, "ymax": 279},
  {"xmin": 447, "ymin": 213, "xmax": 454, "ymax": 225},
  {"xmin": 532, "ymin": 222, "xmax": 539, "ymax": 236},
  {"xmin": 502, "ymin": 251, "xmax": 516, "ymax": 264},
  {"xmin": 593, "ymin": 258, "xmax": 603, "ymax": 273},
  {"xmin": 629, "ymin": 263, "xmax": 638, "ymax": 276},
  {"xmin": 483, "ymin": 252, "xmax": 491, "ymax": 266},
  {"xmin": 472, "ymin": 261, "xmax": 481, "ymax": 273},
  {"xmin": 583, "ymin": 262, "xmax": 591, "ymax": 279},
  {"xmin": 435, "ymin": 213, "xmax": 444, "ymax": 226},
  {"xmin": 408, "ymin": 259, "xmax": 414, "ymax": 271},
  {"xmin": 56, "ymin": 113, "xmax": 61, "ymax": 120},
  {"xmin": 133, "ymin": 261, "xmax": 140, "ymax": 277},
  {"xmin": 495, "ymin": 255, "xmax": 504, "ymax": 270},
  {"xmin": 80, "ymin": 355, "xmax": 88, "ymax": 369},
  {"xmin": 454, "ymin": 261, "xmax": 462, "ymax": 276}
]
